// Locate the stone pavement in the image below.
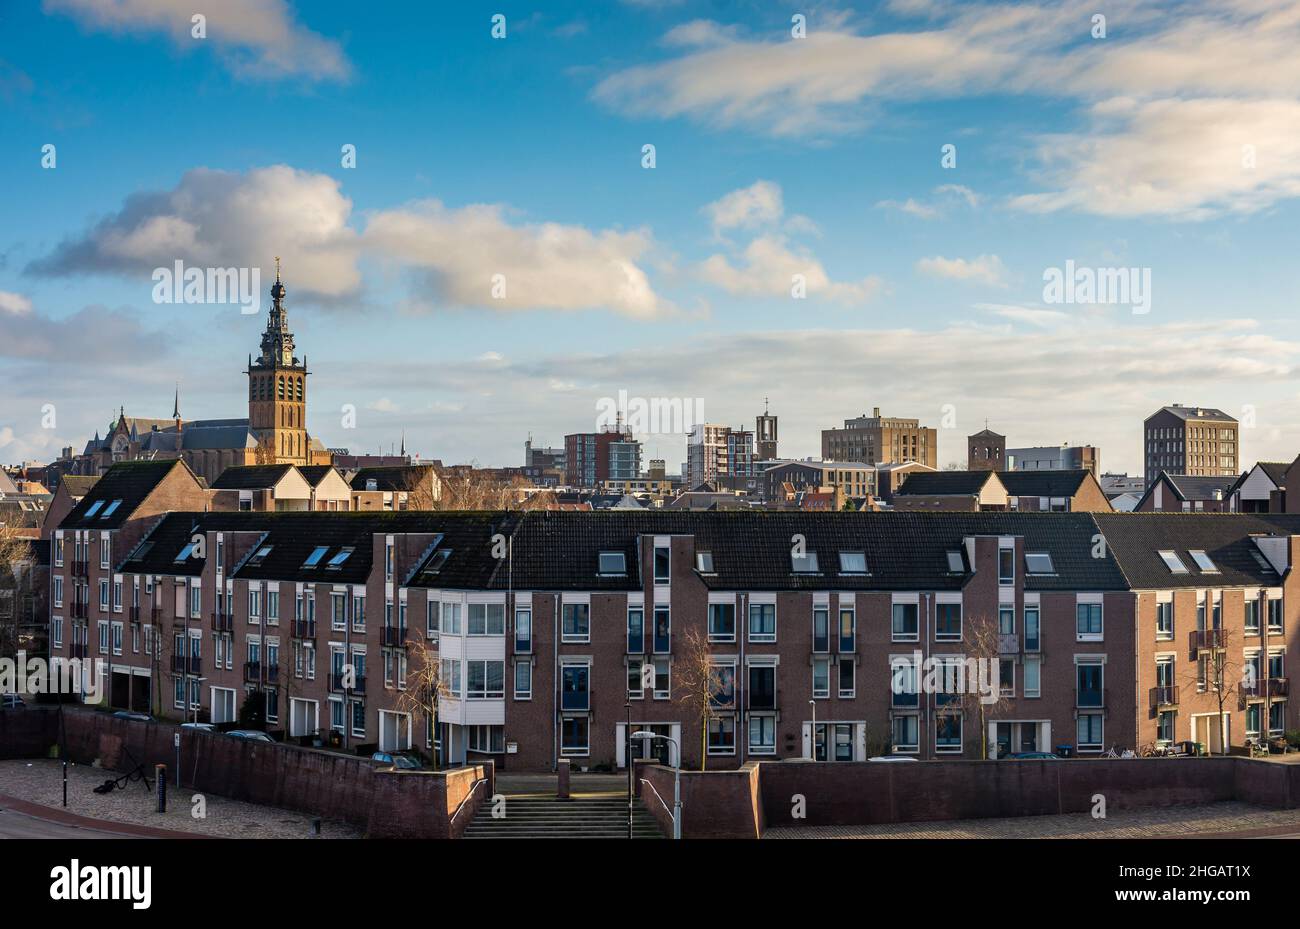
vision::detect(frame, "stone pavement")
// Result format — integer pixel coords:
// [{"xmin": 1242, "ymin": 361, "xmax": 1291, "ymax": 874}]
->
[
  {"xmin": 0, "ymin": 759, "xmax": 360, "ymax": 839},
  {"xmin": 763, "ymin": 801, "xmax": 1300, "ymax": 838}
]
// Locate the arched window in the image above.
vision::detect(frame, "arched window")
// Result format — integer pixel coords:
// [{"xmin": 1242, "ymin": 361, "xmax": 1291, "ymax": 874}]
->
[{"xmin": 278, "ymin": 376, "xmax": 285, "ymax": 400}]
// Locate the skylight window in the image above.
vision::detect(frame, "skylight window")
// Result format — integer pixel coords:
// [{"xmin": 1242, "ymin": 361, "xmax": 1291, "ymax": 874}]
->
[
  {"xmin": 1157, "ymin": 550, "xmax": 1189, "ymax": 574},
  {"xmin": 100, "ymin": 500, "xmax": 122, "ymax": 519},
  {"xmin": 247, "ymin": 545, "xmax": 272, "ymax": 566},
  {"xmin": 598, "ymin": 551, "xmax": 626, "ymax": 575},
  {"xmin": 424, "ymin": 549, "xmax": 451, "ymax": 574},
  {"xmin": 303, "ymin": 546, "xmax": 329, "ymax": 568},
  {"xmin": 326, "ymin": 547, "xmax": 354, "ymax": 569},
  {"xmin": 1024, "ymin": 552, "xmax": 1055, "ymax": 575},
  {"xmin": 1249, "ymin": 549, "xmax": 1276, "ymax": 573},
  {"xmin": 1188, "ymin": 550, "xmax": 1219, "ymax": 574},
  {"xmin": 696, "ymin": 552, "xmax": 715, "ymax": 573},
  {"xmin": 83, "ymin": 500, "xmax": 105, "ymax": 518},
  {"xmin": 174, "ymin": 542, "xmax": 197, "ymax": 563},
  {"xmin": 791, "ymin": 551, "xmax": 820, "ymax": 574},
  {"xmin": 838, "ymin": 551, "xmax": 867, "ymax": 574},
  {"xmin": 946, "ymin": 551, "xmax": 965, "ymax": 573}
]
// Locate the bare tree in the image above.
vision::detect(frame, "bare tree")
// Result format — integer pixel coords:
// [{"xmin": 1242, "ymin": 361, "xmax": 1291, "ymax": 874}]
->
[
  {"xmin": 673, "ymin": 627, "xmax": 729, "ymax": 770},
  {"xmin": 1183, "ymin": 626, "xmax": 1242, "ymax": 756},
  {"xmin": 253, "ymin": 433, "xmax": 278, "ymax": 466},
  {"xmin": 395, "ymin": 635, "xmax": 447, "ymax": 769},
  {"xmin": 939, "ymin": 612, "xmax": 1012, "ymax": 760},
  {"xmin": 0, "ymin": 524, "xmax": 32, "ymax": 659},
  {"xmin": 430, "ymin": 468, "xmax": 547, "ymax": 511}
]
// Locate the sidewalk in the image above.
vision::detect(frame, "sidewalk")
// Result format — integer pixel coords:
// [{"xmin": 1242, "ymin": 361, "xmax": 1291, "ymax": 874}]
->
[{"xmin": 0, "ymin": 792, "xmax": 207, "ymax": 838}]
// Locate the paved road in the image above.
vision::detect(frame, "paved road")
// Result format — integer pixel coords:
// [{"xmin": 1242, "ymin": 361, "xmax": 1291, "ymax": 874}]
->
[{"xmin": 0, "ymin": 806, "xmax": 134, "ymax": 838}]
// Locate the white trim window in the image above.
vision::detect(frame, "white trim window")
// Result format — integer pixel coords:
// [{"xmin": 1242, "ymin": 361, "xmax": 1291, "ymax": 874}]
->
[
  {"xmin": 891, "ymin": 598, "xmax": 919, "ymax": 642},
  {"xmin": 466, "ymin": 659, "xmax": 505, "ymax": 699},
  {"xmin": 708, "ymin": 602, "xmax": 736, "ymax": 642},
  {"xmin": 707, "ymin": 715, "xmax": 736, "ymax": 755},
  {"xmin": 748, "ymin": 714, "xmax": 776, "ymax": 755},
  {"xmin": 562, "ymin": 603, "xmax": 590, "ymax": 643},
  {"xmin": 514, "ymin": 659, "xmax": 532, "ymax": 700},
  {"xmin": 560, "ymin": 716, "xmax": 590, "ymax": 756},
  {"xmin": 812, "ymin": 657, "xmax": 830, "ymax": 699},
  {"xmin": 1076, "ymin": 597, "xmax": 1103, "ymax": 641},
  {"xmin": 892, "ymin": 713, "xmax": 920, "ymax": 754},
  {"xmin": 111, "ymin": 622, "xmax": 123, "ymax": 656},
  {"xmin": 1155, "ymin": 598, "xmax": 1174, "ymax": 640},
  {"xmin": 748, "ymin": 602, "xmax": 776, "ymax": 643}
]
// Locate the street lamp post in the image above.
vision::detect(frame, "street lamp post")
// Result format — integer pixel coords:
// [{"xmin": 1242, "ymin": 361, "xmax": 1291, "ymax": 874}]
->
[
  {"xmin": 809, "ymin": 699, "xmax": 817, "ymax": 761},
  {"xmin": 630, "ymin": 730, "xmax": 681, "ymax": 839}
]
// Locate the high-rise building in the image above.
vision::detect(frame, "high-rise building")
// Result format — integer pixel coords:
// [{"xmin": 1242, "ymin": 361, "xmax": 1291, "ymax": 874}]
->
[
  {"xmin": 686, "ymin": 423, "xmax": 731, "ymax": 487},
  {"xmin": 1142, "ymin": 404, "xmax": 1238, "ymax": 487},
  {"xmin": 821, "ymin": 407, "xmax": 937, "ymax": 468},
  {"xmin": 564, "ymin": 423, "xmax": 640, "ymax": 487}
]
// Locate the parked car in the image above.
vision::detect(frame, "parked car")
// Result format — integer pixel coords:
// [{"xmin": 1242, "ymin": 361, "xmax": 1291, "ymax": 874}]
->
[
  {"xmin": 2, "ymin": 694, "xmax": 26, "ymax": 710},
  {"xmin": 371, "ymin": 751, "xmax": 422, "ymax": 770},
  {"xmin": 225, "ymin": 729, "xmax": 274, "ymax": 743},
  {"xmin": 1009, "ymin": 751, "xmax": 1059, "ymax": 760},
  {"xmin": 111, "ymin": 710, "xmax": 151, "ymax": 722},
  {"xmin": 180, "ymin": 722, "xmax": 216, "ymax": 732},
  {"xmin": 867, "ymin": 754, "xmax": 918, "ymax": 762}
]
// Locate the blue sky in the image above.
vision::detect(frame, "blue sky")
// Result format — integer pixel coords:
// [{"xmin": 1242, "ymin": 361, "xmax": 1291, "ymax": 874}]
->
[{"xmin": 2, "ymin": 0, "xmax": 1299, "ymax": 474}]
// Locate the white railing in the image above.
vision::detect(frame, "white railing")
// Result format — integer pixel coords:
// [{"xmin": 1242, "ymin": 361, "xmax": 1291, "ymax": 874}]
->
[
  {"xmin": 638, "ymin": 777, "xmax": 673, "ymax": 819},
  {"xmin": 449, "ymin": 775, "xmax": 487, "ymax": 828}
]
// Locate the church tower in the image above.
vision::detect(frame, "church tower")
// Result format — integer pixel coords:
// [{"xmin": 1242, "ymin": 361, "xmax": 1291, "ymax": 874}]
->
[{"xmin": 247, "ymin": 260, "xmax": 309, "ymax": 465}]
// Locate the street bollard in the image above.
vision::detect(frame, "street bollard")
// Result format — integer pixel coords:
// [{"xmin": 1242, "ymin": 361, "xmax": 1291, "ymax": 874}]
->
[
  {"xmin": 311, "ymin": 817, "xmax": 321, "ymax": 836},
  {"xmin": 155, "ymin": 764, "xmax": 167, "ymax": 813}
]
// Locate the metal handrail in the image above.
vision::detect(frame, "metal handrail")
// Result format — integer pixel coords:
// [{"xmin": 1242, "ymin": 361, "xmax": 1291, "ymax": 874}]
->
[
  {"xmin": 449, "ymin": 776, "xmax": 487, "ymax": 828},
  {"xmin": 638, "ymin": 777, "xmax": 673, "ymax": 819}
]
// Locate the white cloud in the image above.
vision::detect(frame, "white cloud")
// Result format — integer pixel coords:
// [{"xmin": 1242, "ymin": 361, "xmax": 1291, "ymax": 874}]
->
[
  {"xmin": 0, "ymin": 291, "xmax": 33, "ymax": 315},
  {"xmin": 699, "ymin": 235, "xmax": 882, "ymax": 304},
  {"xmin": 916, "ymin": 254, "xmax": 1007, "ymax": 286},
  {"xmin": 1011, "ymin": 97, "xmax": 1300, "ymax": 219},
  {"xmin": 975, "ymin": 303, "xmax": 1070, "ymax": 326},
  {"xmin": 29, "ymin": 165, "xmax": 362, "ymax": 301},
  {"xmin": 364, "ymin": 200, "xmax": 671, "ymax": 319},
  {"xmin": 367, "ymin": 397, "xmax": 399, "ymax": 413},
  {"xmin": 703, "ymin": 179, "xmax": 784, "ymax": 233},
  {"xmin": 44, "ymin": 0, "xmax": 350, "ymax": 81}
]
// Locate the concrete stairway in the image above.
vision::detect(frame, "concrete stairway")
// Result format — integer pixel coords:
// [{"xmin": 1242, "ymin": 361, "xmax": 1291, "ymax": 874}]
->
[{"xmin": 463, "ymin": 795, "xmax": 664, "ymax": 839}]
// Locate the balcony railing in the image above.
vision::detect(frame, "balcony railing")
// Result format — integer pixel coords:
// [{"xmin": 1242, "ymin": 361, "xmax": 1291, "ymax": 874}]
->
[
  {"xmin": 70, "ymin": 601, "xmax": 88, "ymax": 620},
  {"xmin": 560, "ymin": 689, "xmax": 590, "ymax": 711},
  {"xmin": 151, "ymin": 605, "xmax": 163, "ymax": 624},
  {"xmin": 1242, "ymin": 677, "xmax": 1289, "ymax": 699},
  {"xmin": 891, "ymin": 689, "xmax": 920, "ymax": 708},
  {"xmin": 211, "ymin": 611, "xmax": 233, "ymax": 632},
  {"xmin": 1076, "ymin": 687, "xmax": 1108, "ymax": 709},
  {"xmin": 173, "ymin": 655, "xmax": 202, "ymax": 674},
  {"xmin": 243, "ymin": 661, "xmax": 279, "ymax": 684},
  {"xmin": 128, "ymin": 605, "xmax": 140, "ymax": 624},
  {"xmin": 380, "ymin": 625, "xmax": 408, "ymax": 647},
  {"xmin": 71, "ymin": 559, "xmax": 89, "ymax": 578},
  {"xmin": 997, "ymin": 633, "xmax": 1019, "ymax": 654},
  {"xmin": 1150, "ymin": 685, "xmax": 1179, "ymax": 708},
  {"xmin": 292, "ymin": 619, "xmax": 316, "ymax": 639},
  {"xmin": 1190, "ymin": 629, "xmax": 1225, "ymax": 653},
  {"xmin": 330, "ymin": 672, "xmax": 366, "ymax": 694},
  {"xmin": 748, "ymin": 689, "xmax": 777, "ymax": 711},
  {"xmin": 69, "ymin": 643, "xmax": 88, "ymax": 659}
]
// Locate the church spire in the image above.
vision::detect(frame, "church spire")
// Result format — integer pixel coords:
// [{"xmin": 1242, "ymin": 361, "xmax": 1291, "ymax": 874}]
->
[
  {"xmin": 173, "ymin": 383, "xmax": 181, "ymax": 420},
  {"xmin": 258, "ymin": 257, "xmax": 296, "ymax": 368}
]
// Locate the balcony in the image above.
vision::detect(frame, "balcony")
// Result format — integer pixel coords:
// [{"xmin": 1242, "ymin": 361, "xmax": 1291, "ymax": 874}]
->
[
  {"xmin": 69, "ymin": 643, "xmax": 88, "ymax": 659},
  {"xmin": 998, "ymin": 633, "xmax": 1019, "ymax": 654},
  {"xmin": 891, "ymin": 689, "xmax": 920, "ymax": 709},
  {"xmin": 1150, "ymin": 685, "xmax": 1180, "ymax": 708},
  {"xmin": 173, "ymin": 655, "xmax": 202, "ymax": 675},
  {"xmin": 1075, "ymin": 687, "xmax": 1108, "ymax": 709},
  {"xmin": 380, "ymin": 625, "xmax": 408, "ymax": 647},
  {"xmin": 1190, "ymin": 629, "xmax": 1225, "ymax": 654},
  {"xmin": 128, "ymin": 606, "xmax": 140, "ymax": 625},
  {"xmin": 70, "ymin": 601, "xmax": 88, "ymax": 620},
  {"xmin": 748, "ymin": 688, "xmax": 778, "ymax": 711},
  {"xmin": 1241, "ymin": 677, "xmax": 1289, "ymax": 700},
  {"xmin": 151, "ymin": 605, "xmax": 163, "ymax": 624},
  {"xmin": 71, "ymin": 559, "xmax": 89, "ymax": 578},
  {"xmin": 330, "ymin": 672, "xmax": 366, "ymax": 695},
  {"xmin": 242, "ymin": 661, "xmax": 278, "ymax": 684},
  {"xmin": 211, "ymin": 611, "xmax": 233, "ymax": 633},
  {"xmin": 560, "ymin": 688, "xmax": 590, "ymax": 712},
  {"xmin": 292, "ymin": 619, "xmax": 316, "ymax": 640}
]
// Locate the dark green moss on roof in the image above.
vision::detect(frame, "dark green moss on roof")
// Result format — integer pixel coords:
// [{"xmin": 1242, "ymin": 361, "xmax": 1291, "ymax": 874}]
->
[{"xmin": 61, "ymin": 460, "xmax": 183, "ymax": 530}]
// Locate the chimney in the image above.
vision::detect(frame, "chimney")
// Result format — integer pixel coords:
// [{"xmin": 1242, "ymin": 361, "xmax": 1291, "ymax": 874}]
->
[{"xmin": 873, "ymin": 407, "xmax": 881, "ymax": 418}]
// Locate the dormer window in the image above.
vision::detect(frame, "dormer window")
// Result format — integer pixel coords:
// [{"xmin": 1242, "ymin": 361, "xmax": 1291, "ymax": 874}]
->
[
  {"xmin": 1188, "ymin": 550, "xmax": 1219, "ymax": 574},
  {"xmin": 1024, "ymin": 553, "xmax": 1055, "ymax": 575},
  {"xmin": 791, "ymin": 551, "xmax": 819, "ymax": 574},
  {"xmin": 326, "ymin": 547, "xmax": 355, "ymax": 570},
  {"xmin": 695, "ymin": 552, "xmax": 715, "ymax": 573},
  {"xmin": 838, "ymin": 551, "xmax": 867, "ymax": 575},
  {"xmin": 1157, "ymin": 550, "xmax": 1188, "ymax": 574},
  {"xmin": 303, "ymin": 546, "xmax": 329, "ymax": 568},
  {"xmin": 598, "ymin": 551, "xmax": 626, "ymax": 575}
]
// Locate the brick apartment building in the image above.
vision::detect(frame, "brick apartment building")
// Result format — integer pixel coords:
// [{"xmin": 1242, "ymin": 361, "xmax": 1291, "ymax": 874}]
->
[
  {"xmin": 822, "ymin": 407, "xmax": 937, "ymax": 469},
  {"xmin": 47, "ymin": 461, "xmax": 1300, "ymax": 770},
  {"xmin": 1143, "ymin": 404, "xmax": 1238, "ymax": 487}
]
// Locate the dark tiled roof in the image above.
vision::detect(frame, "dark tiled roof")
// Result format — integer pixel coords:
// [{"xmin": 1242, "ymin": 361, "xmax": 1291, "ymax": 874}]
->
[
  {"xmin": 298, "ymin": 465, "xmax": 339, "ymax": 487},
  {"xmin": 1150, "ymin": 473, "xmax": 1239, "ymax": 503},
  {"xmin": 211, "ymin": 464, "xmax": 296, "ymax": 490},
  {"xmin": 1155, "ymin": 405, "xmax": 1235, "ymax": 422},
  {"xmin": 59, "ymin": 475, "xmax": 100, "ymax": 497},
  {"xmin": 60, "ymin": 460, "xmax": 183, "ymax": 530},
  {"xmin": 1093, "ymin": 512, "xmax": 1300, "ymax": 589},
  {"xmin": 1257, "ymin": 462, "xmax": 1290, "ymax": 486},
  {"xmin": 118, "ymin": 512, "xmax": 254, "ymax": 577},
  {"xmin": 349, "ymin": 466, "xmax": 436, "ymax": 492},
  {"xmin": 998, "ymin": 469, "xmax": 1091, "ymax": 498},
  {"xmin": 896, "ymin": 471, "xmax": 995, "ymax": 496}
]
